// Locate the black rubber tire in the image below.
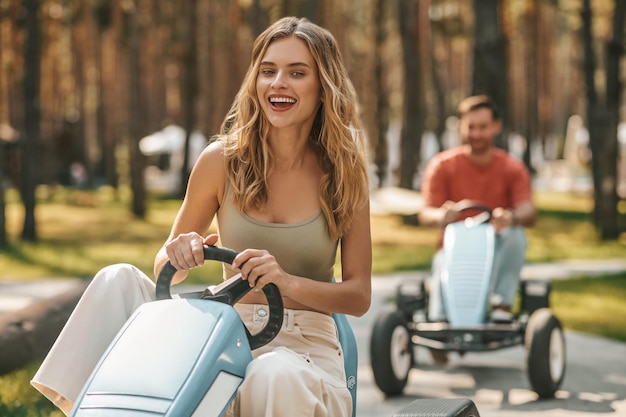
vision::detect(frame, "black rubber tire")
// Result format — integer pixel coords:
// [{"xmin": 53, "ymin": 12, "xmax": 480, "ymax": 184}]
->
[
  {"xmin": 525, "ymin": 308, "xmax": 566, "ymax": 398},
  {"xmin": 370, "ymin": 310, "xmax": 413, "ymax": 396}
]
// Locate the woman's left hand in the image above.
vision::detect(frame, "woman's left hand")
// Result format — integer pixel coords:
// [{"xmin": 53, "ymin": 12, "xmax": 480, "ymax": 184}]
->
[{"xmin": 232, "ymin": 249, "xmax": 291, "ymax": 293}]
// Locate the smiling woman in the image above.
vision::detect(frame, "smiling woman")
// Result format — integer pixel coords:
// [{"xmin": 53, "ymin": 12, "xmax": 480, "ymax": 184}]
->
[{"xmin": 31, "ymin": 16, "xmax": 371, "ymax": 417}]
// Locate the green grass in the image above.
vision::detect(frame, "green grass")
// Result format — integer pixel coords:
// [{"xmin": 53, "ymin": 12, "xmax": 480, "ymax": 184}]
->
[
  {"xmin": 1, "ymin": 186, "xmax": 223, "ymax": 284},
  {"xmin": 0, "ymin": 362, "xmax": 64, "ymax": 417},
  {"xmin": 551, "ymin": 274, "xmax": 626, "ymax": 343},
  {"xmin": 1, "ymin": 186, "xmax": 626, "ymax": 416},
  {"xmin": 3, "ymin": 187, "xmax": 625, "ymax": 280}
]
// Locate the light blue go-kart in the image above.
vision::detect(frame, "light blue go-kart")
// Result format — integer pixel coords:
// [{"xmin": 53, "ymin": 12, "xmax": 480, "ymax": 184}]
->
[
  {"xmin": 67, "ymin": 245, "xmax": 359, "ymax": 417},
  {"xmin": 67, "ymin": 244, "xmax": 482, "ymax": 417},
  {"xmin": 370, "ymin": 204, "xmax": 566, "ymax": 399}
]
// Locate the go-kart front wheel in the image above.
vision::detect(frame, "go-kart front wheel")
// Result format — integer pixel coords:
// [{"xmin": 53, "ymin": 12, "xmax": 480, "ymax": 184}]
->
[
  {"xmin": 525, "ymin": 308, "xmax": 566, "ymax": 398},
  {"xmin": 370, "ymin": 310, "xmax": 413, "ymax": 396}
]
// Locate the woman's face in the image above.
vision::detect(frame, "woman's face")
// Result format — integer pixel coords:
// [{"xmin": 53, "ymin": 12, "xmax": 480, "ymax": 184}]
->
[{"xmin": 256, "ymin": 36, "xmax": 322, "ymax": 133}]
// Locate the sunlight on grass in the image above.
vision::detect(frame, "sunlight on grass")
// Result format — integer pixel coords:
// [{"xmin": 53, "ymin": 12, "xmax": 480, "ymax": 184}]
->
[
  {"xmin": 533, "ymin": 190, "xmax": 594, "ymax": 213},
  {"xmin": 0, "ymin": 362, "xmax": 64, "ymax": 417},
  {"xmin": 370, "ymin": 214, "xmax": 438, "ymax": 273},
  {"xmin": 3, "ymin": 187, "xmax": 626, "ymax": 279},
  {"xmin": 551, "ymin": 274, "xmax": 626, "ymax": 342}
]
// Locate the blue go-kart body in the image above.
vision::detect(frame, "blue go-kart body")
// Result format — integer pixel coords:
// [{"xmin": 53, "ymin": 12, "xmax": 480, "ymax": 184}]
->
[
  {"xmin": 69, "ymin": 298, "xmax": 358, "ymax": 417},
  {"xmin": 70, "ymin": 298, "xmax": 250, "ymax": 417},
  {"xmin": 68, "ymin": 246, "xmax": 358, "ymax": 417},
  {"xmin": 440, "ymin": 218, "xmax": 495, "ymax": 327},
  {"xmin": 370, "ymin": 205, "xmax": 567, "ymax": 400},
  {"xmin": 67, "ymin": 244, "xmax": 482, "ymax": 417}
]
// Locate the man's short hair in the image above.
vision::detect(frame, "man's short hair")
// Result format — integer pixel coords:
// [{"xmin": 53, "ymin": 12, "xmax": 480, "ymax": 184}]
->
[{"xmin": 457, "ymin": 95, "xmax": 500, "ymax": 120}]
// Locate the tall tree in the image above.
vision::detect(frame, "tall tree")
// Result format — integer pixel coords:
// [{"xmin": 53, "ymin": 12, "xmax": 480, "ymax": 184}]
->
[
  {"xmin": 522, "ymin": 0, "xmax": 539, "ymax": 169},
  {"xmin": 127, "ymin": 0, "xmax": 147, "ymax": 217},
  {"xmin": 471, "ymin": 0, "xmax": 508, "ymax": 148},
  {"xmin": 92, "ymin": 0, "xmax": 117, "ymax": 188},
  {"xmin": 179, "ymin": 0, "xmax": 198, "ymax": 197},
  {"xmin": 428, "ymin": 11, "xmax": 447, "ymax": 150},
  {"xmin": 581, "ymin": 0, "xmax": 625, "ymax": 239},
  {"xmin": 398, "ymin": 0, "xmax": 426, "ymax": 189},
  {"xmin": 20, "ymin": 0, "xmax": 41, "ymax": 241},
  {"xmin": 371, "ymin": 0, "xmax": 389, "ymax": 188},
  {"xmin": 0, "ymin": 2, "xmax": 8, "ymax": 246},
  {"xmin": 0, "ymin": 138, "xmax": 8, "ymax": 246},
  {"xmin": 429, "ymin": 0, "xmax": 469, "ymax": 149}
]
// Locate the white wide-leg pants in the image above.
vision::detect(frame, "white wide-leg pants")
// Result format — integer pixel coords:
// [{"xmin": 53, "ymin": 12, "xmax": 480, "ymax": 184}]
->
[{"xmin": 31, "ymin": 264, "xmax": 352, "ymax": 417}]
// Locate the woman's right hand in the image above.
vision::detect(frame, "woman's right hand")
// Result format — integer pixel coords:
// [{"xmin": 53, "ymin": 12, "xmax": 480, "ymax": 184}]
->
[{"xmin": 165, "ymin": 233, "xmax": 219, "ymax": 271}]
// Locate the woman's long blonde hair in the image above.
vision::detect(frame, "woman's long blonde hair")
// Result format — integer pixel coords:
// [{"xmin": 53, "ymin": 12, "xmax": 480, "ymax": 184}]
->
[{"xmin": 216, "ymin": 16, "xmax": 369, "ymax": 240}]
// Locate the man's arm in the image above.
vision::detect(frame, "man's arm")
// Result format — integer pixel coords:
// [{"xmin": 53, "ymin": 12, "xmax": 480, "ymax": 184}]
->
[
  {"xmin": 418, "ymin": 200, "xmax": 466, "ymax": 228},
  {"xmin": 418, "ymin": 154, "xmax": 454, "ymax": 228},
  {"xmin": 511, "ymin": 200, "xmax": 537, "ymax": 227}
]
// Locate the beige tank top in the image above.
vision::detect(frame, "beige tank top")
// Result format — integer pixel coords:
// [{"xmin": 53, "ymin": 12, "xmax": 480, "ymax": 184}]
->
[{"xmin": 216, "ymin": 180, "xmax": 338, "ymax": 282}]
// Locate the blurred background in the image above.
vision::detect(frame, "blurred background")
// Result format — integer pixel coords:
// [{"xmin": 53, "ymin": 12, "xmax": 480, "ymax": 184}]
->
[
  {"xmin": 2, "ymin": 2, "xmax": 626, "ymax": 416},
  {"xmin": 0, "ymin": 0, "xmax": 625, "ymax": 241}
]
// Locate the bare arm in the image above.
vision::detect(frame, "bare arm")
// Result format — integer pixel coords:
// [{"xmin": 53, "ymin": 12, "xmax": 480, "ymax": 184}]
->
[
  {"xmin": 153, "ymin": 142, "xmax": 225, "ymax": 284},
  {"xmin": 418, "ymin": 199, "xmax": 475, "ymax": 228}
]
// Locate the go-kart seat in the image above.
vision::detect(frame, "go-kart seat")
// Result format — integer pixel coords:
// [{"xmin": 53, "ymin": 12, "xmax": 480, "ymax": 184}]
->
[{"xmin": 333, "ymin": 312, "xmax": 358, "ymax": 417}]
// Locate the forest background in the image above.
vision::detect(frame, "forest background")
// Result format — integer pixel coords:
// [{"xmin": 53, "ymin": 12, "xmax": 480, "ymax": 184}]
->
[
  {"xmin": 2, "ymin": 1, "xmax": 626, "ymax": 415},
  {"xmin": 1, "ymin": 0, "xmax": 626, "ymax": 242}
]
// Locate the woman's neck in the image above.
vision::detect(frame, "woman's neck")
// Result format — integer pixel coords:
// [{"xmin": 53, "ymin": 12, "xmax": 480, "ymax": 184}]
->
[{"xmin": 268, "ymin": 130, "xmax": 312, "ymax": 171}]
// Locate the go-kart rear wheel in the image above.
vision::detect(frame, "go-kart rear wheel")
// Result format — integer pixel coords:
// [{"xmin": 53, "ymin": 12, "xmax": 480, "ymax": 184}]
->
[
  {"xmin": 370, "ymin": 310, "xmax": 413, "ymax": 396},
  {"xmin": 525, "ymin": 308, "xmax": 566, "ymax": 398}
]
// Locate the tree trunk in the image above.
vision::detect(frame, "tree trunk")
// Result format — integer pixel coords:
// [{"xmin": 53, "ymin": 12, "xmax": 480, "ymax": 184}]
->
[
  {"xmin": 250, "ymin": 0, "xmax": 270, "ymax": 37},
  {"xmin": 429, "ymin": 22, "xmax": 446, "ymax": 151},
  {"xmin": 471, "ymin": 0, "xmax": 508, "ymax": 149},
  {"xmin": 20, "ymin": 0, "xmax": 40, "ymax": 241},
  {"xmin": 598, "ymin": 0, "xmax": 624, "ymax": 238},
  {"xmin": 581, "ymin": 0, "xmax": 624, "ymax": 240},
  {"xmin": 179, "ymin": 0, "xmax": 198, "ymax": 198},
  {"xmin": 398, "ymin": 0, "xmax": 426, "ymax": 190},
  {"xmin": 522, "ymin": 0, "xmax": 539, "ymax": 170},
  {"xmin": 372, "ymin": 0, "xmax": 389, "ymax": 188},
  {"xmin": 101, "ymin": 28, "xmax": 118, "ymax": 189},
  {"xmin": 0, "ymin": 146, "xmax": 6, "ymax": 246},
  {"xmin": 91, "ymin": 0, "xmax": 114, "ymax": 187},
  {"xmin": 127, "ymin": 0, "xmax": 146, "ymax": 217}
]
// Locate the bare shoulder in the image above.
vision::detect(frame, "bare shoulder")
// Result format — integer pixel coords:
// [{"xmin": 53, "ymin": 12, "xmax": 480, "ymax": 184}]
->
[
  {"xmin": 198, "ymin": 139, "xmax": 225, "ymax": 163},
  {"xmin": 193, "ymin": 140, "xmax": 226, "ymax": 175},
  {"xmin": 187, "ymin": 140, "xmax": 227, "ymax": 199}
]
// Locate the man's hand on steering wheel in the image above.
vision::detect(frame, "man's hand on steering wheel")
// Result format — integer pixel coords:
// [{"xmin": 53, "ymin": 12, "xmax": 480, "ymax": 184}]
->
[
  {"xmin": 491, "ymin": 207, "xmax": 515, "ymax": 232},
  {"xmin": 441, "ymin": 199, "xmax": 478, "ymax": 226}
]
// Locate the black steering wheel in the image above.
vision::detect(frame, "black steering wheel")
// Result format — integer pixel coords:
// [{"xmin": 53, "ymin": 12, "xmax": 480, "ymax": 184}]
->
[
  {"xmin": 454, "ymin": 202, "xmax": 493, "ymax": 226},
  {"xmin": 156, "ymin": 245, "xmax": 284, "ymax": 350}
]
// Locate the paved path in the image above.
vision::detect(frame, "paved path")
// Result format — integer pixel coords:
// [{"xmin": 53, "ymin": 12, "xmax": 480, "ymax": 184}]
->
[{"xmin": 2, "ymin": 260, "xmax": 626, "ymax": 417}]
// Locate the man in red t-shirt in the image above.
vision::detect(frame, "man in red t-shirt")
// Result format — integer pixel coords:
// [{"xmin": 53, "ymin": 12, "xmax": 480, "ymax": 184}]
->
[{"xmin": 419, "ymin": 95, "xmax": 536, "ymax": 326}]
